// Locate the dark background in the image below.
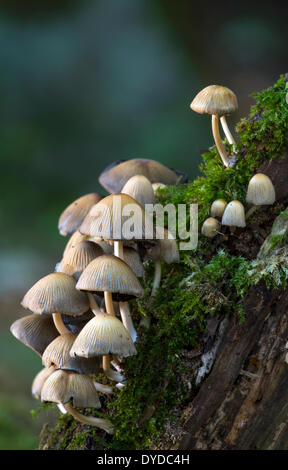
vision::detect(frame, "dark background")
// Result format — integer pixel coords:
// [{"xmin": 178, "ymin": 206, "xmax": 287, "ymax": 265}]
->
[{"xmin": 0, "ymin": 0, "xmax": 287, "ymax": 449}]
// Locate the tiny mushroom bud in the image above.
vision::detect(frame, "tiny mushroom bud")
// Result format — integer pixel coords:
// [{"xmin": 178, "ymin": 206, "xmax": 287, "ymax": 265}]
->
[
  {"xmin": 201, "ymin": 217, "xmax": 221, "ymax": 238},
  {"xmin": 210, "ymin": 199, "xmax": 227, "ymax": 219},
  {"xmin": 222, "ymin": 200, "xmax": 246, "ymax": 229},
  {"xmin": 246, "ymin": 173, "xmax": 276, "ymax": 218}
]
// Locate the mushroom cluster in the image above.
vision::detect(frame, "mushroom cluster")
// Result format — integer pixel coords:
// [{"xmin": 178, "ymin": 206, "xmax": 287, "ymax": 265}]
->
[{"xmin": 10, "ymin": 158, "xmax": 181, "ymax": 433}]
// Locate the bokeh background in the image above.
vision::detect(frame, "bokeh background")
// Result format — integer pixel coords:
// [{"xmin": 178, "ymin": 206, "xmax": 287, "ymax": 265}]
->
[{"xmin": 0, "ymin": 0, "xmax": 287, "ymax": 449}]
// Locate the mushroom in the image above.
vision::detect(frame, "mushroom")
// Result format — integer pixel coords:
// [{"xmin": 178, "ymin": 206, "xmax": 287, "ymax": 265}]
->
[
  {"xmin": 32, "ymin": 366, "xmax": 56, "ymax": 400},
  {"xmin": 190, "ymin": 85, "xmax": 238, "ymax": 167},
  {"xmin": 21, "ymin": 272, "xmax": 89, "ymax": 336},
  {"xmin": 246, "ymin": 173, "xmax": 276, "ymax": 218},
  {"xmin": 99, "ymin": 158, "xmax": 180, "ymax": 193},
  {"xmin": 10, "ymin": 313, "xmax": 59, "ymax": 356},
  {"xmin": 121, "ymin": 175, "xmax": 155, "ymax": 207},
  {"xmin": 201, "ymin": 217, "xmax": 222, "ymax": 238},
  {"xmin": 41, "ymin": 369, "xmax": 113, "ymax": 433},
  {"xmin": 58, "ymin": 193, "xmax": 103, "ymax": 236},
  {"xmin": 222, "ymin": 200, "xmax": 246, "ymax": 231},
  {"xmin": 76, "ymin": 254, "xmax": 143, "ymax": 379},
  {"xmin": 210, "ymin": 199, "xmax": 227, "ymax": 219},
  {"xmin": 63, "ymin": 231, "xmax": 87, "ymax": 257},
  {"xmin": 152, "ymin": 183, "xmax": 167, "ymax": 192}
]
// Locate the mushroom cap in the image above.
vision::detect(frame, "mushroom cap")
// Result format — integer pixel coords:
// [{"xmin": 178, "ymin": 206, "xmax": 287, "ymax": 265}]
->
[
  {"xmin": 21, "ymin": 273, "xmax": 89, "ymax": 316},
  {"xmin": 41, "ymin": 369, "xmax": 101, "ymax": 408},
  {"xmin": 152, "ymin": 182, "xmax": 167, "ymax": 192},
  {"xmin": 10, "ymin": 314, "xmax": 59, "ymax": 356},
  {"xmin": 222, "ymin": 200, "xmax": 246, "ymax": 227},
  {"xmin": 145, "ymin": 228, "xmax": 179, "ymax": 264},
  {"xmin": 121, "ymin": 175, "xmax": 155, "ymax": 207},
  {"xmin": 210, "ymin": 199, "xmax": 228, "ymax": 218},
  {"xmin": 99, "ymin": 159, "xmax": 178, "ymax": 193},
  {"xmin": 246, "ymin": 173, "xmax": 276, "ymax": 206},
  {"xmin": 70, "ymin": 313, "xmax": 136, "ymax": 358},
  {"xmin": 201, "ymin": 217, "xmax": 221, "ymax": 238},
  {"xmin": 42, "ymin": 333, "xmax": 101, "ymax": 374},
  {"xmin": 80, "ymin": 193, "xmax": 154, "ymax": 242},
  {"xmin": 58, "ymin": 241, "xmax": 104, "ymax": 281},
  {"xmin": 190, "ymin": 85, "xmax": 238, "ymax": 116},
  {"xmin": 63, "ymin": 231, "xmax": 87, "ymax": 257},
  {"xmin": 123, "ymin": 247, "xmax": 144, "ymax": 278},
  {"xmin": 32, "ymin": 366, "xmax": 56, "ymax": 400},
  {"xmin": 58, "ymin": 193, "xmax": 103, "ymax": 237},
  {"xmin": 76, "ymin": 255, "xmax": 144, "ymax": 300}
]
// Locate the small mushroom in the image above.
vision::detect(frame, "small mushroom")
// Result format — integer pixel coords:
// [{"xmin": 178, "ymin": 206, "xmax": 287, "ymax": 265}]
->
[
  {"xmin": 190, "ymin": 85, "xmax": 238, "ymax": 167},
  {"xmin": 246, "ymin": 173, "xmax": 276, "ymax": 218},
  {"xmin": 222, "ymin": 200, "xmax": 246, "ymax": 230},
  {"xmin": 201, "ymin": 217, "xmax": 222, "ymax": 238},
  {"xmin": 121, "ymin": 174, "xmax": 155, "ymax": 207},
  {"xmin": 10, "ymin": 314, "xmax": 59, "ymax": 356},
  {"xmin": 57, "ymin": 240, "xmax": 104, "ymax": 281},
  {"xmin": 152, "ymin": 182, "xmax": 167, "ymax": 192},
  {"xmin": 32, "ymin": 366, "xmax": 56, "ymax": 400},
  {"xmin": 210, "ymin": 199, "xmax": 227, "ymax": 219},
  {"xmin": 58, "ymin": 193, "xmax": 103, "ymax": 236},
  {"xmin": 41, "ymin": 369, "xmax": 113, "ymax": 433}
]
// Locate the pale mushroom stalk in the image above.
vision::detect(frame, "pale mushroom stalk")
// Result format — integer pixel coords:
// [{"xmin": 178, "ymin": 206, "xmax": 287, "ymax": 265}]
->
[
  {"xmin": 88, "ymin": 293, "xmax": 101, "ymax": 315},
  {"xmin": 151, "ymin": 259, "xmax": 162, "ymax": 296},
  {"xmin": 104, "ymin": 291, "xmax": 115, "ymax": 316},
  {"xmin": 114, "ymin": 241, "xmax": 124, "ymax": 259},
  {"xmin": 212, "ymin": 115, "xmax": 230, "ymax": 167},
  {"xmin": 64, "ymin": 403, "xmax": 114, "ymax": 434},
  {"xmin": 93, "ymin": 382, "xmax": 113, "ymax": 395},
  {"xmin": 103, "ymin": 354, "xmax": 125, "ymax": 382},
  {"xmin": 220, "ymin": 116, "xmax": 236, "ymax": 147},
  {"xmin": 52, "ymin": 313, "xmax": 70, "ymax": 336}
]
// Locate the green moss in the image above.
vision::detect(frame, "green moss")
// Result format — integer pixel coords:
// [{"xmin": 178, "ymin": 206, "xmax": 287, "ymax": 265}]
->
[{"xmin": 43, "ymin": 75, "xmax": 288, "ymax": 451}]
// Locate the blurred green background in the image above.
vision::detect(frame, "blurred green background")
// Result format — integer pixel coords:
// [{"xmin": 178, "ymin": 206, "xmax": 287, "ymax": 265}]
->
[{"xmin": 0, "ymin": 0, "xmax": 287, "ymax": 449}]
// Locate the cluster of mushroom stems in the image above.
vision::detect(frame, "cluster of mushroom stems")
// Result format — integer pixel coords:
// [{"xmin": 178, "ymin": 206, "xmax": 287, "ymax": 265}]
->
[{"xmin": 10, "ymin": 159, "xmax": 180, "ymax": 434}]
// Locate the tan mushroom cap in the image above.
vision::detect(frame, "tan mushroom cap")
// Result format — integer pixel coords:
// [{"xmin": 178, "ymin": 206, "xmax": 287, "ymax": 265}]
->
[
  {"xmin": 80, "ymin": 193, "xmax": 154, "ymax": 242},
  {"xmin": 58, "ymin": 241, "xmax": 104, "ymax": 281},
  {"xmin": 41, "ymin": 369, "xmax": 101, "ymax": 409},
  {"xmin": 190, "ymin": 85, "xmax": 238, "ymax": 116},
  {"xmin": 21, "ymin": 273, "xmax": 89, "ymax": 316},
  {"xmin": 121, "ymin": 175, "xmax": 155, "ymax": 207},
  {"xmin": 123, "ymin": 247, "xmax": 144, "ymax": 278},
  {"xmin": 222, "ymin": 200, "xmax": 246, "ymax": 227},
  {"xmin": 63, "ymin": 231, "xmax": 87, "ymax": 257},
  {"xmin": 42, "ymin": 333, "xmax": 101, "ymax": 374},
  {"xmin": 58, "ymin": 193, "xmax": 103, "ymax": 237},
  {"xmin": 201, "ymin": 217, "xmax": 221, "ymax": 238},
  {"xmin": 32, "ymin": 366, "xmax": 56, "ymax": 400},
  {"xmin": 70, "ymin": 313, "xmax": 136, "ymax": 358},
  {"xmin": 146, "ymin": 228, "xmax": 179, "ymax": 264},
  {"xmin": 246, "ymin": 173, "xmax": 276, "ymax": 206},
  {"xmin": 210, "ymin": 199, "xmax": 227, "ymax": 218},
  {"xmin": 10, "ymin": 314, "xmax": 59, "ymax": 356},
  {"xmin": 99, "ymin": 158, "xmax": 178, "ymax": 193},
  {"xmin": 76, "ymin": 255, "xmax": 144, "ymax": 300}
]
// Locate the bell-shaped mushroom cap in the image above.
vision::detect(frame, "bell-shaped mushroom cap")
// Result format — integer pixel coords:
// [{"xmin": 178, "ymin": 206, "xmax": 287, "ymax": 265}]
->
[
  {"xmin": 32, "ymin": 366, "xmax": 56, "ymax": 399},
  {"xmin": 58, "ymin": 241, "xmax": 104, "ymax": 281},
  {"xmin": 190, "ymin": 85, "xmax": 238, "ymax": 116},
  {"xmin": 152, "ymin": 182, "xmax": 167, "ymax": 192},
  {"xmin": 246, "ymin": 173, "xmax": 276, "ymax": 206},
  {"xmin": 63, "ymin": 231, "xmax": 87, "ymax": 257},
  {"xmin": 210, "ymin": 199, "xmax": 227, "ymax": 218},
  {"xmin": 222, "ymin": 200, "xmax": 246, "ymax": 227},
  {"xmin": 201, "ymin": 217, "xmax": 221, "ymax": 238},
  {"xmin": 80, "ymin": 193, "xmax": 154, "ymax": 242},
  {"xmin": 76, "ymin": 255, "xmax": 144, "ymax": 300},
  {"xmin": 58, "ymin": 193, "xmax": 103, "ymax": 236},
  {"xmin": 70, "ymin": 313, "xmax": 136, "ymax": 358},
  {"xmin": 121, "ymin": 175, "xmax": 155, "ymax": 207},
  {"xmin": 10, "ymin": 314, "xmax": 59, "ymax": 356},
  {"xmin": 99, "ymin": 158, "xmax": 178, "ymax": 193},
  {"xmin": 123, "ymin": 247, "xmax": 144, "ymax": 278},
  {"xmin": 41, "ymin": 369, "xmax": 101, "ymax": 408},
  {"xmin": 21, "ymin": 273, "xmax": 89, "ymax": 316},
  {"xmin": 42, "ymin": 333, "xmax": 101, "ymax": 374},
  {"xmin": 145, "ymin": 229, "xmax": 179, "ymax": 264}
]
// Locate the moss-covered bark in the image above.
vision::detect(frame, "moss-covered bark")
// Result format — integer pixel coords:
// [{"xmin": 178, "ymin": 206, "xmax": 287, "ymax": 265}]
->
[{"xmin": 39, "ymin": 74, "xmax": 288, "ymax": 450}]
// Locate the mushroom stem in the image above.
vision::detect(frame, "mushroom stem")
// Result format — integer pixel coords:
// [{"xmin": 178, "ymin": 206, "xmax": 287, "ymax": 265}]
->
[
  {"xmin": 220, "ymin": 115, "xmax": 236, "ymax": 147},
  {"xmin": 246, "ymin": 205, "xmax": 258, "ymax": 219},
  {"xmin": 151, "ymin": 259, "xmax": 162, "ymax": 296},
  {"xmin": 64, "ymin": 403, "xmax": 114, "ymax": 434},
  {"xmin": 119, "ymin": 302, "xmax": 137, "ymax": 343},
  {"xmin": 114, "ymin": 241, "xmax": 124, "ymax": 259},
  {"xmin": 104, "ymin": 291, "xmax": 115, "ymax": 316},
  {"xmin": 93, "ymin": 382, "xmax": 113, "ymax": 395},
  {"xmin": 211, "ymin": 115, "xmax": 230, "ymax": 167},
  {"xmin": 88, "ymin": 293, "xmax": 101, "ymax": 316},
  {"xmin": 103, "ymin": 355, "xmax": 125, "ymax": 382},
  {"xmin": 52, "ymin": 313, "xmax": 70, "ymax": 335}
]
